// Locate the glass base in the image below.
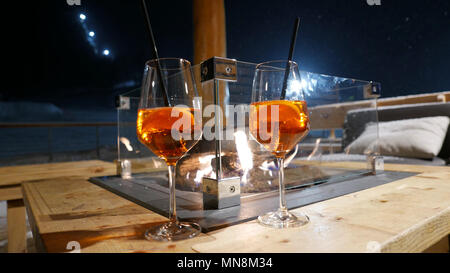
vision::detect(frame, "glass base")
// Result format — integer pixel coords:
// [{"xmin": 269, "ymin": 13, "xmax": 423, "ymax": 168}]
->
[
  {"xmin": 258, "ymin": 209, "xmax": 309, "ymax": 229},
  {"xmin": 145, "ymin": 221, "xmax": 201, "ymax": 242}
]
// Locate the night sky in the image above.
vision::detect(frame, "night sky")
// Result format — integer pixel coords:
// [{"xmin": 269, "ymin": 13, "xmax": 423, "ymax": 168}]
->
[{"xmin": 2, "ymin": 0, "xmax": 450, "ymax": 109}]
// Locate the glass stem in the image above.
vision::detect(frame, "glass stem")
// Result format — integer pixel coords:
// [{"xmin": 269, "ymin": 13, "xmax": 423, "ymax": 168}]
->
[
  {"xmin": 277, "ymin": 157, "xmax": 287, "ymax": 213},
  {"xmin": 167, "ymin": 164, "xmax": 178, "ymax": 223}
]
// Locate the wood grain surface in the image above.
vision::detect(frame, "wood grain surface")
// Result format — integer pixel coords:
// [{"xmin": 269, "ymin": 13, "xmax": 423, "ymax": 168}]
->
[
  {"xmin": 22, "ymin": 176, "xmax": 213, "ymax": 253},
  {"xmin": 192, "ymin": 162, "xmax": 450, "ymax": 253},
  {"xmin": 0, "ymin": 160, "xmax": 116, "ymax": 187},
  {"xmin": 0, "ymin": 186, "xmax": 22, "ymax": 201},
  {"xmin": 22, "ymin": 161, "xmax": 450, "ymax": 253},
  {"xmin": 193, "ymin": 0, "xmax": 226, "ymax": 64}
]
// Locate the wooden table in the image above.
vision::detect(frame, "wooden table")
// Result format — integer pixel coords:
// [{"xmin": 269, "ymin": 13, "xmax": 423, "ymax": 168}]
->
[
  {"xmin": 0, "ymin": 160, "xmax": 117, "ymax": 252},
  {"xmin": 22, "ymin": 161, "xmax": 450, "ymax": 253}
]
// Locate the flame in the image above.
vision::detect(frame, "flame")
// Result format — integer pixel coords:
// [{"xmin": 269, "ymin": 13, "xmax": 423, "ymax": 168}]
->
[
  {"xmin": 198, "ymin": 155, "xmax": 216, "ymax": 165},
  {"xmin": 234, "ymin": 131, "xmax": 253, "ymax": 184},
  {"xmin": 191, "ymin": 131, "xmax": 255, "ymax": 185},
  {"xmin": 193, "ymin": 155, "xmax": 216, "ymax": 184}
]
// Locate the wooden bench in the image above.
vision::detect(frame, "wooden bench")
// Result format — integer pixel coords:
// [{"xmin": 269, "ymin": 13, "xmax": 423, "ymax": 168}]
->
[
  {"xmin": 22, "ymin": 161, "xmax": 449, "ymax": 253},
  {"xmin": 0, "ymin": 160, "xmax": 116, "ymax": 252}
]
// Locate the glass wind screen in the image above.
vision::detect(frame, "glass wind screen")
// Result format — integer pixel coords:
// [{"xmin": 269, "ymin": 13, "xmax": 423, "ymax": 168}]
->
[
  {"xmin": 116, "ymin": 88, "xmax": 165, "ymax": 171},
  {"xmin": 117, "ymin": 59, "xmax": 380, "ymax": 195}
]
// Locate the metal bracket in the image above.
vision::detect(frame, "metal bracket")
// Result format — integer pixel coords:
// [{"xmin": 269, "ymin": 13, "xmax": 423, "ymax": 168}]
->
[
  {"xmin": 203, "ymin": 177, "xmax": 241, "ymax": 210},
  {"xmin": 115, "ymin": 95, "xmax": 131, "ymax": 110},
  {"xmin": 367, "ymin": 155, "xmax": 384, "ymax": 175},
  {"xmin": 363, "ymin": 81, "xmax": 381, "ymax": 99},
  {"xmin": 201, "ymin": 57, "xmax": 238, "ymax": 83},
  {"xmin": 116, "ymin": 159, "xmax": 132, "ymax": 179}
]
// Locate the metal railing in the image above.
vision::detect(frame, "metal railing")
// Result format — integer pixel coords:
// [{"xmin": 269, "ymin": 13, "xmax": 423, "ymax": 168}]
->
[{"xmin": 0, "ymin": 122, "xmax": 117, "ymax": 161}]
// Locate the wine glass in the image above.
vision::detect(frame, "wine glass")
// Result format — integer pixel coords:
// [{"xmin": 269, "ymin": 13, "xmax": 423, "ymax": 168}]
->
[
  {"xmin": 249, "ymin": 60, "xmax": 310, "ymax": 228},
  {"xmin": 137, "ymin": 58, "xmax": 202, "ymax": 241}
]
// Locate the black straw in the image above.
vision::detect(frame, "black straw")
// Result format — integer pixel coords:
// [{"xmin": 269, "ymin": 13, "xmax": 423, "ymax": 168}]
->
[
  {"xmin": 141, "ymin": 0, "xmax": 171, "ymax": 106},
  {"xmin": 281, "ymin": 17, "xmax": 301, "ymax": 100}
]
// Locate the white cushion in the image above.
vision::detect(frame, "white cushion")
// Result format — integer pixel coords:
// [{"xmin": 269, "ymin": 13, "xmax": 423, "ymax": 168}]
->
[{"xmin": 345, "ymin": 116, "xmax": 450, "ymax": 159}]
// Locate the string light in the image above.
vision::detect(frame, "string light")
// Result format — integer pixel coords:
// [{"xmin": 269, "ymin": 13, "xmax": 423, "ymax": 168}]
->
[{"xmin": 78, "ymin": 13, "xmax": 111, "ymax": 57}]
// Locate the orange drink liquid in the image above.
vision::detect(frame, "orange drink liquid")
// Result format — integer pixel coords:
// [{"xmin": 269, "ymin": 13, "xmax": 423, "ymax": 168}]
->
[
  {"xmin": 137, "ymin": 107, "xmax": 201, "ymax": 165},
  {"xmin": 250, "ymin": 100, "xmax": 310, "ymax": 158}
]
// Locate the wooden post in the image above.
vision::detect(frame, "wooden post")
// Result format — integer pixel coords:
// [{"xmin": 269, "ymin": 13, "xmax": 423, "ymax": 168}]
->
[
  {"xmin": 193, "ymin": 0, "xmax": 227, "ymax": 64},
  {"xmin": 193, "ymin": 0, "xmax": 229, "ymax": 128},
  {"xmin": 7, "ymin": 199, "xmax": 27, "ymax": 253}
]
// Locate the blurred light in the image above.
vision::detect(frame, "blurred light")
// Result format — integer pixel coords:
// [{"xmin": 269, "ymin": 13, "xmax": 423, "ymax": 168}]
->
[
  {"xmin": 89, "ymin": 31, "xmax": 95, "ymax": 37},
  {"xmin": 79, "ymin": 14, "xmax": 86, "ymax": 20},
  {"xmin": 234, "ymin": 130, "xmax": 253, "ymax": 184},
  {"xmin": 194, "ymin": 155, "xmax": 215, "ymax": 184},
  {"xmin": 120, "ymin": 137, "xmax": 133, "ymax": 152},
  {"xmin": 290, "ymin": 79, "xmax": 302, "ymax": 91},
  {"xmin": 103, "ymin": 49, "xmax": 110, "ymax": 56}
]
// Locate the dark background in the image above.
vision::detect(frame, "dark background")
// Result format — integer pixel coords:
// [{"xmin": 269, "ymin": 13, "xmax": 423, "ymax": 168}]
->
[{"xmin": 2, "ymin": 0, "xmax": 450, "ymax": 110}]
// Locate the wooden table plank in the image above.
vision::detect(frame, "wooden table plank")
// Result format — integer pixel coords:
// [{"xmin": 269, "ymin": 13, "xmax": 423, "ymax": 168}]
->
[
  {"xmin": 293, "ymin": 159, "xmax": 450, "ymax": 173},
  {"xmin": 0, "ymin": 160, "xmax": 117, "ymax": 187},
  {"xmin": 22, "ymin": 176, "xmax": 213, "ymax": 253},
  {"xmin": 0, "ymin": 186, "xmax": 22, "ymax": 201},
  {"xmin": 7, "ymin": 199, "xmax": 27, "ymax": 253},
  {"xmin": 191, "ymin": 165, "xmax": 450, "ymax": 253}
]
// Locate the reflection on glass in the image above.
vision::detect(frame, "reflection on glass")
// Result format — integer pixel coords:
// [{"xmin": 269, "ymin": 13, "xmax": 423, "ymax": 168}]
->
[{"xmin": 250, "ymin": 60, "xmax": 310, "ymax": 228}]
